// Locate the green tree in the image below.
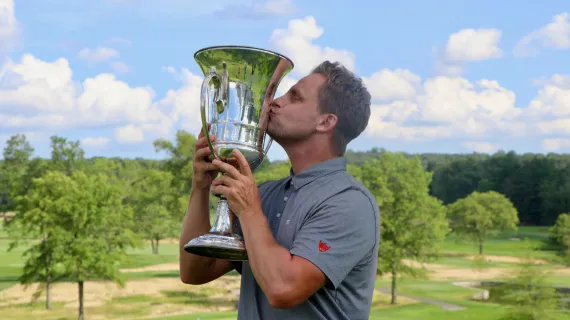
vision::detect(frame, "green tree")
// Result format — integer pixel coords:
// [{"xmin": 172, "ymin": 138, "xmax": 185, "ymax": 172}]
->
[
  {"xmin": 127, "ymin": 169, "xmax": 180, "ymax": 254},
  {"xmin": 498, "ymin": 241, "xmax": 562, "ymax": 320},
  {"xmin": 56, "ymin": 171, "xmax": 136, "ymax": 320},
  {"xmin": 549, "ymin": 213, "xmax": 570, "ymax": 264},
  {"xmin": 49, "ymin": 136, "xmax": 85, "ymax": 175},
  {"xmin": 254, "ymin": 161, "xmax": 290, "ymax": 184},
  {"xmin": 356, "ymin": 152, "xmax": 449, "ymax": 304},
  {"xmin": 6, "ymin": 171, "xmax": 72, "ymax": 309},
  {"xmin": 0, "ymin": 134, "xmax": 34, "ymax": 212},
  {"xmin": 447, "ymin": 191, "xmax": 519, "ymax": 254},
  {"xmin": 153, "ymin": 130, "xmax": 197, "ymax": 194}
]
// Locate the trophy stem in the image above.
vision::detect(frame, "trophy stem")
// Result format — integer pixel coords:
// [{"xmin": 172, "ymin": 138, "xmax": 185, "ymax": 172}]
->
[{"xmin": 184, "ymin": 195, "xmax": 248, "ymax": 261}]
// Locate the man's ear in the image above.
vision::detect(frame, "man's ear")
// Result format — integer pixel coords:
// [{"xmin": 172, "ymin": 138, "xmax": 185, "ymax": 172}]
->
[{"xmin": 316, "ymin": 114, "xmax": 338, "ymax": 133}]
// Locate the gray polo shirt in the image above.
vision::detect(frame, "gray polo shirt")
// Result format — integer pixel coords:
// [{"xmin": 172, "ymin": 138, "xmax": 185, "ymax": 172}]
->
[{"xmin": 232, "ymin": 157, "xmax": 380, "ymax": 320}]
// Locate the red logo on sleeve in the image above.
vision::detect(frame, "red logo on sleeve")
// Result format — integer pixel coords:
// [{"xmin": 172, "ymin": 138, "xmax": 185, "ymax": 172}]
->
[{"xmin": 318, "ymin": 240, "xmax": 331, "ymax": 252}]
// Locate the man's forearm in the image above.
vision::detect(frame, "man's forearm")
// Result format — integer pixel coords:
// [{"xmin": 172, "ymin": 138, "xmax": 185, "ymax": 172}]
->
[
  {"xmin": 239, "ymin": 207, "xmax": 298, "ymax": 301},
  {"xmin": 179, "ymin": 185, "xmax": 217, "ymax": 283}
]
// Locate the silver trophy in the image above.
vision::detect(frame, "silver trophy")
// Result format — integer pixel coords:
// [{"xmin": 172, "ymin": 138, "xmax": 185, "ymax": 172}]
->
[{"xmin": 184, "ymin": 45, "xmax": 294, "ymax": 261}]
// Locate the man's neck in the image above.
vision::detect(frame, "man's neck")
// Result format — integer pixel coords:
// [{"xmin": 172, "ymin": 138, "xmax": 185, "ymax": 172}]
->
[{"xmin": 283, "ymin": 139, "xmax": 339, "ymax": 175}]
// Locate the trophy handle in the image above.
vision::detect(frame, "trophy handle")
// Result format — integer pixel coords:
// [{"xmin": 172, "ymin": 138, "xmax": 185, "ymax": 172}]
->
[
  {"xmin": 200, "ymin": 66, "xmax": 225, "ymax": 161},
  {"xmin": 263, "ymin": 136, "xmax": 273, "ymax": 158}
]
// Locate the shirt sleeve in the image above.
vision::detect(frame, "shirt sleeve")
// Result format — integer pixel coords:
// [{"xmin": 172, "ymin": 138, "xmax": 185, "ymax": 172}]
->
[{"xmin": 289, "ymin": 188, "xmax": 379, "ymax": 289}]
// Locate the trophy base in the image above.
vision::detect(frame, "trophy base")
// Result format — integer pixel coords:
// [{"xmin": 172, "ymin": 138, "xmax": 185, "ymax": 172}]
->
[{"xmin": 184, "ymin": 233, "xmax": 248, "ymax": 261}]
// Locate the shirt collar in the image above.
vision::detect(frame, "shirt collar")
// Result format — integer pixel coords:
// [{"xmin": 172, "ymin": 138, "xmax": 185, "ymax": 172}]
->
[{"xmin": 288, "ymin": 157, "xmax": 347, "ymax": 190}]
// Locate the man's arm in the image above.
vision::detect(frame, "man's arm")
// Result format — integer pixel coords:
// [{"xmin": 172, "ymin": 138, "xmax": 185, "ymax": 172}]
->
[
  {"xmin": 179, "ymin": 185, "xmax": 233, "ymax": 284},
  {"xmin": 208, "ymin": 150, "xmax": 378, "ymax": 308},
  {"xmin": 239, "ymin": 189, "xmax": 377, "ymax": 309},
  {"xmin": 239, "ymin": 210, "xmax": 327, "ymax": 308}
]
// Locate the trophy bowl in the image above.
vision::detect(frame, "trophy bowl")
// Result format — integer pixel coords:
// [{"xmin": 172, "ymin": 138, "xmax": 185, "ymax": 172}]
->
[{"xmin": 183, "ymin": 45, "xmax": 294, "ymax": 261}]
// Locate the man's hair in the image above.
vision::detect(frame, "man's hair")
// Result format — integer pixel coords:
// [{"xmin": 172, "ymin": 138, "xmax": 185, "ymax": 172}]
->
[{"xmin": 311, "ymin": 61, "xmax": 371, "ymax": 156}]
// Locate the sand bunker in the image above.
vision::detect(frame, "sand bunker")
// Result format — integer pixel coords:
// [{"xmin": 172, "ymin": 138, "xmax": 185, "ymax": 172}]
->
[
  {"xmin": 401, "ymin": 259, "xmax": 450, "ymax": 270},
  {"xmin": 465, "ymin": 255, "xmax": 548, "ymax": 264},
  {"xmin": 429, "ymin": 267, "xmax": 509, "ymax": 280},
  {"xmin": 121, "ymin": 263, "xmax": 180, "ymax": 273},
  {"xmin": 0, "ymin": 275, "xmax": 241, "ymax": 309}
]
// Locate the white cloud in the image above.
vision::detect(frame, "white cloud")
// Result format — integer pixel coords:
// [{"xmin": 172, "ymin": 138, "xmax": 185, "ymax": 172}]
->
[
  {"xmin": 363, "ymin": 69, "xmax": 421, "ymax": 102},
  {"xmin": 527, "ymin": 74, "xmax": 570, "ymax": 117},
  {"xmin": 78, "ymin": 47, "xmax": 119, "ymax": 63},
  {"xmin": 543, "ymin": 138, "xmax": 570, "ymax": 152},
  {"xmin": 0, "ymin": 54, "xmax": 76, "ymax": 112},
  {"xmin": 537, "ymin": 117, "xmax": 570, "ymax": 135},
  {"xmin": 445, "ymin": 28, "xmax": 503, "ymax": 62},
  {"xmin": 269, "ymin": 16, "xmax": 356, "ymax": 77},
  {"xmin": 0, "ymin": 114, "xmax": 68, "ymax": 129},
  {"xmin": 262, "ymin": 0, "xmax": 295, "ymax": 15},
  {"xmin": 111, "ymin": 61, "xmax": 129, "ymax": 73},
  {"xmin": 4, "ymin": 15, "xmax": 570, "ymax": 154},
  {"xmin": 462, "ymin": 141, "xmax": 499, "ymax": 153},
  {"xmin": 115, "ymin": 125, "xmax": 144, "ymax": 143},
  {"xmin": 514, "ymin": 12, "xmax": 570, "ymax": 56},
  {"xmin": 532, "ymin": 73, "xmax": 570, "ymax": 88},
  {"xmin": 156, "ymin": 68, "xmax": 203, "ymax": 134},
  {"xmin": 77, "ymin": 73, "xmax": 160, "ymax": 125},
  {"xmin": 266, "ymin": 16, "xmax": 534, "ymax": 143},
  {"xmin": 420, "ymin": 77, "xmax": 518, "ymax": 123},
  {"xmin": 363, "ymin": 70, "xmax": 570, "ymax": 144},
  {"xmin": 0, "ymin": 54, "xmax": 177, "ymax": 143},
  {"xmin": 364, "ymin": 73, "xmax": 528, "ymax": 141},
  {"xmin": 81, "ymin": 137, "xmax": 110, "ymax": 148},
  {"xmin": 0, "ymin": 0, "xmax": 18, "ymax": 51},
  {"xmin": 433, "ymin": 28, "xmax": 502, "ymax": 77}
]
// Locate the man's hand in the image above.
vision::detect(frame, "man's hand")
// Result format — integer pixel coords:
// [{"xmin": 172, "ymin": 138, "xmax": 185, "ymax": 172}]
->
[
  {"xmin": 210, "ymin": 149, "xmax": 261, "ymax": 218},
  {"xmin": 192, "ymin": 128, "xmax": 220, "ymax": 191}
]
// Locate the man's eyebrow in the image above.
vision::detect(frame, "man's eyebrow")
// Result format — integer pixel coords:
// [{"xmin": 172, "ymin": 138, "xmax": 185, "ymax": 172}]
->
[{"xmin": 290, "ymin": 86, "xmax": 304, "ymax": 97}]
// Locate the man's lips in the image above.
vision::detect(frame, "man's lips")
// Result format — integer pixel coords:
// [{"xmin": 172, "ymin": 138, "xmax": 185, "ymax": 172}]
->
[{"xmin": 268, "ymin": 109, "xmax": 276, "ymax": 119}]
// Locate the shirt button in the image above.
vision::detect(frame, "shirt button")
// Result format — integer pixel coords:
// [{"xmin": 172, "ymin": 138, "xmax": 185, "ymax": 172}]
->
[
  {"xmin": 284, "ymin": 196, "xmax": 288, "ymax": 201},
  {"xmin": 276, "ymin": 213, "xmax": 281, "ymax": 218}
]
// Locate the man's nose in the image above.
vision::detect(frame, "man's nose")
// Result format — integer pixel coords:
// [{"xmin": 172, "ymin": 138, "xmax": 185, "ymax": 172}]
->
[{"xmin": 270, "ymin": 96, "xmax": 283, "ymax": 108}]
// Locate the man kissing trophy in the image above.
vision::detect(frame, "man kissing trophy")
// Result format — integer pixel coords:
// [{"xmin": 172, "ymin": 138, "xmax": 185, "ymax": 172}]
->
[{"xmin": 183, "ymin": 45, "xmax": 294, "ymax": 261}]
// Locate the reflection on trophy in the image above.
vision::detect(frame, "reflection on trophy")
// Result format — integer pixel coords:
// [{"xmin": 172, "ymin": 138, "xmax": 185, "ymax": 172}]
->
[{"xmin": 183, "ymin": 45, "xmax": 294, "ymax": 261}]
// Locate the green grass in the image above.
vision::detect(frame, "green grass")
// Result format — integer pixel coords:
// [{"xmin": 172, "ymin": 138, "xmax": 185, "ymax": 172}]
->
[
  {"xmin": 2, "ymin": 224, "xmax": 568, "ymax": 320},
  {"xmin": 153, "ymin": 311, "xmax": 238, "ymax": 320},
  {"xmin": 442, "ymin": 226, "xmax": 558, "ymax": 261},
  {"xmin": 0, "ymin": 238, "xmax": 29, "ymax": 290},
  {"xmin": 120, "ymin": 244, "xmax": 179, "ymax": 269},
  {"xmin": 369, "ymin": 303, "xmax": 507, "ymax": 320}
]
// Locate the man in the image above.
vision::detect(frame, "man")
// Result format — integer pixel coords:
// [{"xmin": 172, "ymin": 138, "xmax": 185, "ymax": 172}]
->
[{"xmin": 179, "ymin": 61, "xmax": 380, "ymax": 320}]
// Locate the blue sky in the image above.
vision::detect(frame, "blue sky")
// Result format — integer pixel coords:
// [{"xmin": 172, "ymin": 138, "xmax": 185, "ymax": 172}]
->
[{"xmin": 1, "ymin": 0, "xmax": 570, "ymax": 161}]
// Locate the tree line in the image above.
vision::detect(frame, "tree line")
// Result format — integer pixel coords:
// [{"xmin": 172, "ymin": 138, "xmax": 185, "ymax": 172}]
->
[
  {"xmin": 1, "ymin": 131, "xmax": 569, "ymax": 319},
  {"xmin": 3, "ymin": 134, "xmax": 570, "ymax": 228},
  {"xmin": 346, "ymin": 147, "xmax": 570, "ymax": 226}
]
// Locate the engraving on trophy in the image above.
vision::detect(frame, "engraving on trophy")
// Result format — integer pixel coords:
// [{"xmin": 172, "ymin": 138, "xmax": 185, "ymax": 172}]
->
[{"xmin": 183, "ymin": 45, "xmax": 294, "ymax": 261}]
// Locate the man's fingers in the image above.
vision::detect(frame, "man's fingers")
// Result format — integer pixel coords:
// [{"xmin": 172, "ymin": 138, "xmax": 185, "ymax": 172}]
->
[
  {"xmin": 210, "ymin": 184, "xmax": 230, "ymax": 198},
  {"xmin": 197, "ymin": 124, "xmax": 212, "ymax": 139},
  {"xmin": 196, "ymin": 161, "xmax": 219, "ymax": 173},
  {"xmin": 196, "ymin": 134, "xmax": 216, "ymax": 149},
  {"xmin": 194, "ymin": 145, "xmax": 213, "ymax": 161},
  {"xmin": 212, "ymin": 159, "xmax": 241, "ymax": 179},
  {"xmin": 212, "ymin": 175, "xmax": 237, "ymax": 188},
  {"xmin": 232, "ymin": 149, "xmax": 252, "ymax": 177}
]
